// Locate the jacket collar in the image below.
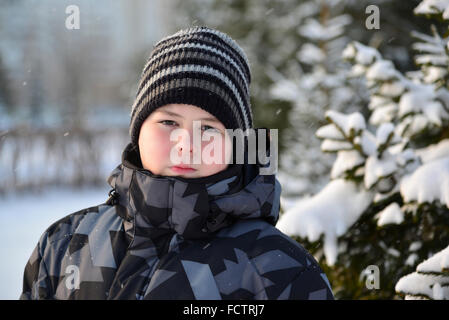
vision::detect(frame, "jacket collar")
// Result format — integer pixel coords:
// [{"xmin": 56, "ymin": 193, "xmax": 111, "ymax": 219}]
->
[{"xmin": 106, "ymin": 142, "xmax": 281, "ymax": 242}]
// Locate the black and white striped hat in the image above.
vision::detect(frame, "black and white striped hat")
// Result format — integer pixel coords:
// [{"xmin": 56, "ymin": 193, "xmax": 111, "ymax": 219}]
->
[{"xmin": 129, "ymin": 26, "xmax": 253, "ymax": 146}]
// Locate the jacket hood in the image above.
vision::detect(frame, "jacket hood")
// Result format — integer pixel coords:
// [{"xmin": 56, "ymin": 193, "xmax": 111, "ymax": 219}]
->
[{"xmin": 106, "ymin": 142, "xmax": 282, "ymax": 243}]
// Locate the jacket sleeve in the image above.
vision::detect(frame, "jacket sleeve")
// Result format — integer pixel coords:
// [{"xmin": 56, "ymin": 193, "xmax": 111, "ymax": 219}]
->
[
  {"xmin": 249, "ymin": 231, "xmax": 335, "ymax": 300},
  {"xmin": 20, "ymin": 235, "xmax": 52, "ymax": 300},
  {"xmin": 276, "ymin": 245, "xmax": 335, "ymax": 300},
  {"xmin": 281, "ymin": 264, "xmax": 334, "ymax": 300},
  {"xmin": 251, "ymin": 259, "xmax": 334, "ymax": 300}
]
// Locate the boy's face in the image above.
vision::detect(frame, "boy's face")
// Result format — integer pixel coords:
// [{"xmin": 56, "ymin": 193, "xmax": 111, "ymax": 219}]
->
[{"xmin": 138, "ymin": 104, "xmax": 233, "ymax": 178}]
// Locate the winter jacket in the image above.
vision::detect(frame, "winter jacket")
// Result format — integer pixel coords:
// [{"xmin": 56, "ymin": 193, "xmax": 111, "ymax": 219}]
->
[{"xmin": 20, "ymin": 142, "xmax": 334, "ymax": 300}]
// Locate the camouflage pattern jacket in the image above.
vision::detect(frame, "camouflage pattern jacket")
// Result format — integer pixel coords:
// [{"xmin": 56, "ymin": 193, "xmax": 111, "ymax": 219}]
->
[{"xmin": 20, "ymin": 143, "xmax": 334, "ymax": 300}]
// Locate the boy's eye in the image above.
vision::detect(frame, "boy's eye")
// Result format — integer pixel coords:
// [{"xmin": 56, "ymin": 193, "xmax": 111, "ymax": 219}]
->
[
  {"xmin": 202, "ymin": 125, "xmax": 220, "ymax": 133},
  {"xmin": 159, "ymin": 120, "xmax": 221, "ymax": 133},
  {"xmin": 159, "ymin": 120, "xmax": 177, "ymax": 126}
]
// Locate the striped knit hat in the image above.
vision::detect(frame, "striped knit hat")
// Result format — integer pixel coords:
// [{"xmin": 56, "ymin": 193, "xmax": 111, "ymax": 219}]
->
[{"xmin": 129, "ymin": 26, "xmax": 253, "ymax": 146}]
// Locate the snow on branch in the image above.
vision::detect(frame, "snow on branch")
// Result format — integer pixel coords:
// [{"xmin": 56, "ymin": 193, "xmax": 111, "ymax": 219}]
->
[
  {"xmin": 276, "ymin": 179, "xmax": 373, "ymax": 266},
  {"xmin": 396, "ymin": 245, "xmax": 449, "ymax": 299},
  {"xmin": 343, "ymin": 40, "xmax": 449, "ymax": 137},
  {"xmin": 415, "ymin": 0, "xmax": 449, "ymax": 20}
]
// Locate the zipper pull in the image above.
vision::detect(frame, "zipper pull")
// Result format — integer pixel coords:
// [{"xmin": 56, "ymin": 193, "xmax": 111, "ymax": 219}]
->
[{"xmin": 106, "ymin": 188, "xmax": 119, "ymax": 206}]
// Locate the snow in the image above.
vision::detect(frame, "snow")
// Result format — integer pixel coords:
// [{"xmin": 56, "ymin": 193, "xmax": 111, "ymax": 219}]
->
[
  {"xmin": 276, "ymin": 179, "xmax": 374, "ymax": 266},
  {"xmin": 366, "ymin": 60, "xmax": 399, "ymax": 81},
  {"xmin": 424, "ymin": 101, "xmax": 448, "ymax": 126},
  {"xmin": 406, "ymin": 253, "xmax": 419, "ymax": 266},
  {"xmin": 297, "ymin": 43, "xmax": 325, "ymax": 64},
  {"xmin": 349, "ymin": 64, "xmax": 366, "ymax": 77},
  {"xmin": 395, "ymin": 114, "xmax": 425, "ymax": 137},
  {"xmin": 387, "ymin": 248, "xmax": 401, "ymax": 257},
  {"xmin": 396, "ymin": 245, "xmax": 449, "ymax": 299},
  {"xmin": 364, "ymin": 152, "xmax": 397, "ymax": 189},
  {"xmin": 376, "ymin": 123, "xmax": 395, "ymax": 147},
  {"xmin": 356, "ymin": 131, "xmax": 377, "ymax": 157},
  {"xmin": 413, "ymin": 40, "xmax": 446, "ymax": 55},
  {"xmin": 432, "ymin": 283, "xmax": 445, "ymax": 300},
  {"xmin": 395, "ymin": 272, "xmax": 449, "ymax": 299},
  {"xmin": 269, "ymin": 78, "xmax": 302, "ymax": 102},
  {"xmin": 415, "ymin": 138, "xmax": 449, "ymax": 163},
  {"xmin": 321, "ymin": 139, "xmax": 353, "ymax": 152},
  {"xmin": 376, "ymin": 202, "xmax": 404, "ymax": 226},
  {"xmin": 417, "ymin": 245, "xmax": 449, "ymax": 273},
  {"xmin": 0, "ymin": 186, "xmax": 109, "ymax": 299},
  {"xmin": 343, "ymin": 41, "xmax": 380, "ymax": 65},
  {"xmin": 392, "ymin": 147, "xmax": 414, "ymax": 166},
  {"xmin": 347, "ymin": 113, "xmax": 366, "ymax": 136},
  {"xmin": 411, "ymin": 115, "xmax": 432, "ymax": 133},
  {"xmin": 280, "ymin": 196, "xmax": 301, "ymax": 212},
  {"xmin": 404, "ymin": 295, "xmax": 428, "ymax": 300},
  {"xmin": 378, "ymin": 81, "xmax": 406, "ymax": 97},
  {"xmin": 415, "ymin": 0, "xmax": 449, "ymax": 19},
  {"xmin": 342, "ymin": 42, "xmax": 356, "ymax": 61},
  {"xmin": 409, "ymin": 241, "xmax": 422, "ymax": 252},
  {"xmin": 398, "ymin": 86, "xmax": 447, "ymax": 126},
  {"xmin": 415, "ymin": 54, "xmax": 448, "ymax": 66},
  {"xmin": 344, "ymin": 40, "xmax": 449, "ymax": 133},
  {"xmin": 400, "ymin": 156, "xmax": 449, "ymax": 208},
  {"xmin": 331, "ymin": 150, "xmax": 365, "ymax": 179},
  {"xmin": 436, "ymin": 87, "xmax": 449, "ymax": 108},
  {"xmin": 298, "ymin": 15, "xmax": 351, "ymax": 41},
  {"xmin": 424, "ymin": 66, "xmax": 448, "ymax": 83},
  {"xmin": 331, "ymin": 86, "xmax": 354, "ymax": 107},
  {"xmin": 316, "ymin": 124, "xmax": 345, "ymax": 141},
  {"xmin": 325, "ymin": 110, "xmax": 366, "ymax": 137}
]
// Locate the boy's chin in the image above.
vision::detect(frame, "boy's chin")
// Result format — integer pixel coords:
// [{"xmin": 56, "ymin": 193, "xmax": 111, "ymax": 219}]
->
[{"xmin": 165, "ymin": 167, "xmax": 200, "ymax": 178}]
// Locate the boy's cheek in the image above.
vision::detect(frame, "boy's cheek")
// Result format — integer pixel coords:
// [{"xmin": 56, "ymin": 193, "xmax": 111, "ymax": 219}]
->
[
  {"xmin": 147, "ymin": 127, "xmax": 171, "ymax": 147},
  {"xmin": 151, "ymin": 132, "xmax": 174, "ymax": 159},
  {"xmin": 140, "ymin": 128, "xmax": 172, "ymax": 161},
  {"xmin": 215, "ymin": 134, "xmax": 233, "ymax": 164},
  {"xmin": 200, "ymin": 137, "xmax": 232, "ymax": 172}
]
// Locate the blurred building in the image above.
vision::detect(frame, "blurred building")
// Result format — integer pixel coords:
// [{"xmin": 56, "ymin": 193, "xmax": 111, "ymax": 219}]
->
[
  {"xmin": 0, "ymin": 0, "xmax": 175, "ymax": 128},
  {"xmin": 0, "ymin": 0, "xmax": 181, "ymax": 192}
]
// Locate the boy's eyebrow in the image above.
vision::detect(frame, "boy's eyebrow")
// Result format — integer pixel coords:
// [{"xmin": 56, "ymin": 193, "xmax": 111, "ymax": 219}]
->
[{"xmin": 156, "ymin": 109, "xmax": 221, "ymax": 123}]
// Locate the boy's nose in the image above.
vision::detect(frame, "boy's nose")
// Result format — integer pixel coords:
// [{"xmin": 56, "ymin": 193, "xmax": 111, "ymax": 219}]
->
[
  {"xmin": 177, "ymin": 143, "xmax": 193, "ymax": 154},
  {"xmin": 176, "ymin": 128, "xmax": 195, "ymax": 154},
  {"xmin": 176, "ymin": 131, "xmax": 203, "ymax": 165}
]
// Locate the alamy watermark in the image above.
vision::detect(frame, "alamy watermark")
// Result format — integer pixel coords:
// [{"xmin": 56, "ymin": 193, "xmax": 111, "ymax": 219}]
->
[
  {"xmin": 65, "ymin": 5, "xmax": 80, "ymax": 30},
  {"xmin": 169, "ymin": 122, "xmax": 278, "ymax": 175},
  {"xmin": 365, "ymin": 5, "xmax": 380, "ymax": 30},
  {"xmin": 361, "ymin": 265, "xmax": 380, "ymax": 290},
  {"xmin": 65, "ymin": 265, "xmax": 80, "ymax": 290}
]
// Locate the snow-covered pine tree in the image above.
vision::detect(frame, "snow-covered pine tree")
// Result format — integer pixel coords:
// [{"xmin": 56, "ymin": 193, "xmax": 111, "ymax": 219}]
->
[
  {"xmin": 268, "ymin": 0, "xmax": 367, "ymax": 199},
  {"xmin": 277, "ymin": 0, "xmax": 449, "ymax": 299},
  {"xmin": 271, "ymin": 0, "xmax": 440, "ymax": 200},
  {"xmin": 394, "ymin": 0, "xmax": 449, "ymax": 300}
]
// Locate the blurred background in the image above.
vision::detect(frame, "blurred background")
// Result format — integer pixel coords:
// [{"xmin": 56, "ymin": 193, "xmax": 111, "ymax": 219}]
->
[{"xmin": 0, "ymin": 0, "xmax": 440, "ymax": 299}]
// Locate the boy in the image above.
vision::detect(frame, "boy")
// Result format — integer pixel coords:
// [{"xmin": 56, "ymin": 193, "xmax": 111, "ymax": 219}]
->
[{"xmin": 20, "ymin": 26, "xmax": 334, "ymax": 300}]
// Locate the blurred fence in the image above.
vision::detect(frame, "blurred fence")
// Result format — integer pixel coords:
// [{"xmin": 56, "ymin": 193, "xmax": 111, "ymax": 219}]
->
[{"xmin": 0, "ymin": 126, "xmax": 129, "ymax": 194}]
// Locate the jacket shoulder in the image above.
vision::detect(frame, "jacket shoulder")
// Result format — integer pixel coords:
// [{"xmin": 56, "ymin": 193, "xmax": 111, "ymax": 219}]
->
[
  {"xmin": 41, "ymin": 203, "xmax": 116, "ymax": 247},
  {"xmin": 20, "ymin": 203, "xmax": 120, "ymax": 299},
  {"xmin": 216, "ymin": 219, "xmax": 334, "ymax": 299}
]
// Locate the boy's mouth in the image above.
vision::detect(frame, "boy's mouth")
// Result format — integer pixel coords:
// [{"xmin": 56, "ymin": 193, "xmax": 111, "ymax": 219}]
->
[{"xmin": 170, "ymin": 165, "xmax": 197, "ymax": 174}]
